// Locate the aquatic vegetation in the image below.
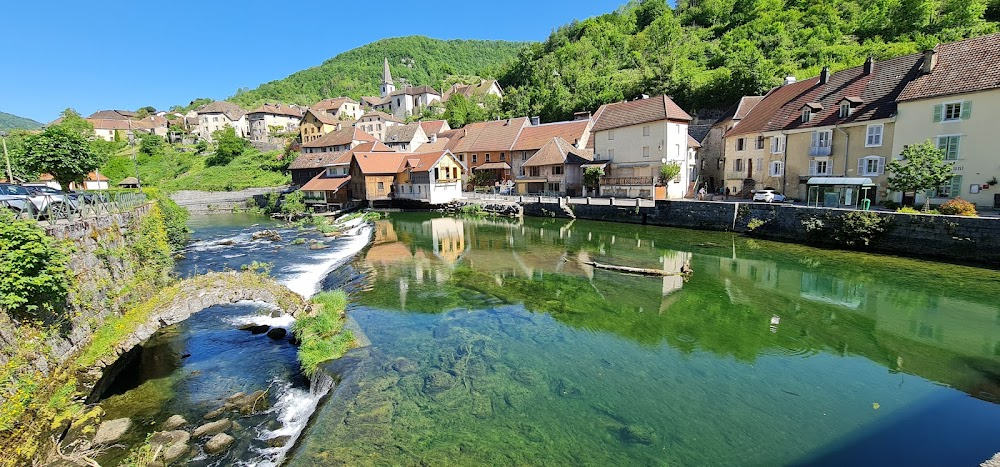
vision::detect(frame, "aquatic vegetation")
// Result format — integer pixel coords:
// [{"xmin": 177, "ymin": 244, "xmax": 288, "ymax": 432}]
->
[{"xmin": 294, "ymin": 291, "xmax": 355, "ymax": 377}]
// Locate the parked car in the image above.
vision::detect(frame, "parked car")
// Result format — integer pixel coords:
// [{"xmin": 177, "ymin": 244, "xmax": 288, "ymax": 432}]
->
[
  {"xmin": 752, "ymin": 189, "xmax": 786, "ymax": 203},
  {"xmin": 19, "ymin": 184, "xmax": 80, "ymax": 218},
  {"xmin": 0, "ymin": 183, "xmax": 44, "ymax": 215}
]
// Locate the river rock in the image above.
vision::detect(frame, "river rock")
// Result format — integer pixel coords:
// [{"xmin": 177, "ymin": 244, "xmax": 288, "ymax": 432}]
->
[
  {"xmin": 266, "ymin": 328, "xmax": 287, "ymax": 340},
  {"xmin": 267, "ymin": 435, "xmax": 292, "ymax": 448},
  {"xmin": 193, "ymin": 419, "xmax": 231, "ymax": 438},
  {"xmin": 203, "ymin": 406, "xmax": 226, "ymax": 420},
  {"xmin": 162, "ymin": 414, "xmax": 187, "ymax": 430},
  {"xmin": 308, "ymin": 242, "xmax": 328, "ymax": 250},
  {"xmin": 391, "ymin": 358, "xmax": 418, "ymax": 374},
  {"xmin": 621, "ymin": 424, "xmax": 655, "ymax": 445},
  {"xmin": 252, "ymin": 230, "xmax": 282, "ymax": 242},
  {"xmin": 92, "ymin": 417, "xmax": 131, "ymax": 445},
  {"xmin": 204, "ymin": 432, "xmax": 235, "ymax": 455},
  {"xmin": 424, "ymin": 370, "xmax": 455, "ymax": 394},
  {"xmin": 149, "ymin": 430, "xmax": 190, "ymax": 463},
  {"xmin": 239, "ymin": 324, "xmax": 270, "ymax": 334}
]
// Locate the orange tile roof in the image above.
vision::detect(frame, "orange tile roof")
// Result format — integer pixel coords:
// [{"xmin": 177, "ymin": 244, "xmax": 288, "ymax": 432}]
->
[
  {"xmin": 353, "ymin": 152, "xmax": 409, "ymax": 174},
  {"xmin": 899, "ymin": 32, "xmax": 1000, "ymax": 102},
  {"xmin": 452, "ymin": 117, "xmax": 528, "ymax": 153},
  {"xmin": 419, "ymin": 120, "xmax": 449, "ymax": 136},
  {"xmin": 311, "ymin": 97, "xmax": 358, "ymax": 111},
  {"xmin": 592, "ymin": 95, "xmax": 691, "ymax": 132},
  {"xmin": 85, "ymin": 172, "xmax": 109, "ymax": 181},
  {"xmin": 523, "ymin": 138, "xmax": 593, "ymax": 167},
  {"xmin": 513, "ymin": 119, "xmax": 591, "ymax": 151},
  {"xmin": 401, "ymin": 151, "xmax": 454, "ymax": 173},
  {"xmin": 301, "ymin": 127, "xmax": 376, "ymax": 148},
  {"xmin": 301, "ymin": 172, "xmax": 351, "ymax": 192},
  {"xmin": 415, "ymin": 137, "xmax": 451, "ymax": 152},
  {"xmin": 249, "ymin": 103, "xmax": 303, "ymax": 118}
]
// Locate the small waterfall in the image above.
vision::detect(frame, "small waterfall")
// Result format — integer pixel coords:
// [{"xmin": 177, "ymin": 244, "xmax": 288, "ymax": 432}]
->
[
  {"xmin": 246, "ymin": 372, "xmax": 335, "ymax": 467},
  {"xmin": 282, "ymin": 216, "xmax": 375, "ymax": 298}
]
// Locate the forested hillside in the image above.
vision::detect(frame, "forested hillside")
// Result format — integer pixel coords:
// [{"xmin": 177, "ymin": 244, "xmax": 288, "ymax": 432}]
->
[
  {"xmin": 499, "ymin": 0, "xmax": 1000, "ymax": 122},
  {"xmin": 230, "ymin": 36, "xmax": 526, "ymax": 107},
  {"xmin": 0, "ymin": 111, "xmax": 42, "ymax": 132}
]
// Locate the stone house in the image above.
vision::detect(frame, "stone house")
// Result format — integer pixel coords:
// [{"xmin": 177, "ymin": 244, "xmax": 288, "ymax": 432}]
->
[
  {"xmin": 247, "ymin": 104, "xmax": 303, "ymax": 143},
  {"xmin": 519, "ymin": 137, "xmax": 594, "ymax": 196},
  {"xmin": 511, "ymin": 116, "xmax": 593, "ymax": 194},
  {"xmin": 384, "ymin": 123, "xmax": 429, "ymax": 152},
  {"xmin": 196, "ymin": 101, "xmax": 248, "ymax": 141},
  {"xmin": 357, "ymin": 111, "xmax": 404, "ymax": 142}
]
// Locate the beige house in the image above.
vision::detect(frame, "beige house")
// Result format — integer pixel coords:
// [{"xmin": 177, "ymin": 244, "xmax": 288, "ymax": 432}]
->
[
  {"xmin": 443, "ymin": 79, "xmax": 504, "ymax": 101},
  {"xmin": 518, "ymin": 137, "xmax": 594, "ymax": 196},
  {"xmin": 196, "ymin": 101, "xmax": 248, "ymax": 141},
  {"xmin": 357, "ymin": 111, "xmax": 404, "ymax": 141},
  {"xmin": 247, "ymin": 104, "xmax": 303, "ymax": 143},
  {"xmin": 511, "ymin": 116, "xmax": 593, "ymax": 194},
  {"xmin": 384, "ymin": 123, "xmax": 429, "ymax": 152},
  {"xmin": 300, "ymin": 109, "xmax": 344, "ymax": 143},
  {"xmin": 892, "ymin": 33, "xmax": 1000, "ymax": 209},
  {"xmin": 591, "ymin": 95, "xmax": 692, "ymax": 199},
  {"xmin": 700, "ymin": 96, "xmax": 763, "ymax": 194},
  {"xmin": 312, "ymin": 97, "xmax": 364, "ymax": 121}
]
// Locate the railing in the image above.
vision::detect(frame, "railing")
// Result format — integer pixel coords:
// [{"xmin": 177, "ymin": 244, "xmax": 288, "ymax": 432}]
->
[
  {"xmin": 809, "ymin": 146, "xmax": 832, "ymax": 157},
  {"xmin": 600, "ymin": 176, "xmax": 654, "ymax": 186},
  {"xmin": 2, "ymin": 191, "xmax": 148, "ymax": 224},
  {"xmin": 726, "ymin": 171, "xmax": 749, "ymax": 180}
]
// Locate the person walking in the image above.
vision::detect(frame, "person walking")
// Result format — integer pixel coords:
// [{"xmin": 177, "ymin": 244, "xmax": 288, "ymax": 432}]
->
[{"xmin": 698, "ymin": 186, "xmax": 707, "ymax": 201}]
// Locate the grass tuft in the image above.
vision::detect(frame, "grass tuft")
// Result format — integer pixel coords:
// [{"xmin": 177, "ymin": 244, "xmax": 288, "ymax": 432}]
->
[{"xmin": 294, "ymin": 290, "xmax": 355, "ymax": 377}]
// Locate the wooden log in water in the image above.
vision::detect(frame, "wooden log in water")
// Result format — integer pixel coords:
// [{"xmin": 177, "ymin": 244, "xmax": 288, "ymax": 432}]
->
[{"xmin": 583, "ymin": 261, "xmax": 692, "ymax": 278}]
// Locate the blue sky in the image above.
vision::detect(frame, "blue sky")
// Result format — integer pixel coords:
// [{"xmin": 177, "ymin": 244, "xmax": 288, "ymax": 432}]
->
[{"xmin": 2, "ymin": 0, "xmax": 626, "ymax": 123}]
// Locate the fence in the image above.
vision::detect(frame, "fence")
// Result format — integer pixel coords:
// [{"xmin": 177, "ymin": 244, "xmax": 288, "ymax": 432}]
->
[
  {"xmin": 1, "ymin": 191, "xmax": 148, "ymax": 224},
  {"xmin": 462, "ymin": 192, "xmax": 656, "ymax": 208}
]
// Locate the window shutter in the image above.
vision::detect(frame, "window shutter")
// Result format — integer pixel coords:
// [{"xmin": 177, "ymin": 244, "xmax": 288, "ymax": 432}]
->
[
  {"xmin": 811, "ymin": 132, "xmax": 818, "ymax": 147},
  {"xmin": 933, "ymin": 104, "xmax": 943, "ymax": 122},
  {"xmin": 809, "ymin": 160, "xmax": 817, "ymax": 175},
  {"xmin": 877, "ymin": 157, "xmax": 885, "ymax": 175},
  {"xmin": 961, "ymin": 101, "xmax": 972, "ymax": 120},
  {"xmin": 858, "ymin": 158, "xmax": 866, "ymax": 175},
  {"xmin": 950, "ymin": 175, "xmax": 963, "ymax": 197}
]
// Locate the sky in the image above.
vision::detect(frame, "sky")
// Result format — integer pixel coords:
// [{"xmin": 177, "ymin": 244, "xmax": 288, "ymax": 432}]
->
[{"xmin": 1, "ymin": 0, "xmax": 627, "ymax": 123}]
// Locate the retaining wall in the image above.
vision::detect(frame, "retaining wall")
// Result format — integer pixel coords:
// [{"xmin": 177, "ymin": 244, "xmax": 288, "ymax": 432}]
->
[{"xmin": 522, "ymin": 200, "xmax": 1000, "ymax": 265}]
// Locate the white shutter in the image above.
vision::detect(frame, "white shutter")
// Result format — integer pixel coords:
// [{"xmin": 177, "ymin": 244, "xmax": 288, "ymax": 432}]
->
[
  {"xmin": 877, "ymin": 157, "xmax": 885, "ymax": 175},
  {"xmin": 857, "ymin": 158, "xmax": 866, "ymax": 175},
  {"xmin": 811, "ymin": 132, "xmax": 818, "ymax": 147},
  {"xmin": 809, "ymin": 160, "xmax": 817, "ymax": 176}
]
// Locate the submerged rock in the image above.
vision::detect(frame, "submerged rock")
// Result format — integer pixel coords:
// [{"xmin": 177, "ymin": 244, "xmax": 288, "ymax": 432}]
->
[
  {"xmin": 162, "ymin": 414, "xmax": 187, "ymax": 430},
  {"xmin": 204, "ymin": 432, "xmax": 235, "ymax": 455},
  {"xmin": 239, "ymin": 324, "xmax": 270, "ymax": 334},
  {"xmin": 621, "ymin": 424, "xmax": 656, "ymax": 445},
  {"xmin": 149, "ymin": 430, "xmax": 191, "ymax": 463},
  {"xmin": 252, "ymin": 230, "xmax": 282, "ymax": 242},
  {"xmin": 193, "ymin": 419, "xmax": 231, "ymax": 438},
  {"xmin": 424, "ymin": 370, "xmax": 455, "ymax": 394},
  {"xmin": 391, "ymin": 358, "xmax": 418, "ymax": 374},
  {"xmin": 308, "ymin": 242, "xmax": 329, "ymax": 250},
  {"xmin": 266, "ymin": 328, "xmax": 287, "ymax": 340},
  {"xmin": 267, "ymin": 435, "xmax": 292, "ymax": 448},
  {"xmin": 92, "ymin": 417, "xmax": 131, "ymax": 445},
  {"xmin": 555, "ymin": 378, "xmax": 582, "ymax": 398}
]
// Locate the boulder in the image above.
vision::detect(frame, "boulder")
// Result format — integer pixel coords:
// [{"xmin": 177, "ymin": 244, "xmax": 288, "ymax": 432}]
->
[
  {"xmin": 252, "ymin": 230, "xmax": 282, "ymax": 242},
  {"xmin": 266, "ymin": 435, "xmax": 292, "ymax": 448},
  {"xmin": 239, "ymin": 324, "xmax": 270, "ymax": 334},
  {"xmin": 193, "ymin": 419, "xmax": 231, "ymax": 438},
  {"xmin": 203, "ymin": 406, "xmax": 226, "ymax": 420},
  {"xmin": 162, "ymin": 414, "xmax": 187, "ymax": 431},
  {"xmin": 204, "ymin": 432, "xmax": 235, "ymax": 455},
  {"xmin": 266, "ymin": 328, "xmax": 288, "ymax": 340},
  {"xmin": 92, "ymin": 417, "xmax": 131, "ymax": 445},
  {"xmin": 308, "ymin": 242, "xmax": 328, "ymax": 250},
  {"xmin": 149, "ymin": 430, "xmax": 191, "ymax": 463},
  {"xmin": 621, "ymin": 424, "xmax": 655, "ymax": 445}
]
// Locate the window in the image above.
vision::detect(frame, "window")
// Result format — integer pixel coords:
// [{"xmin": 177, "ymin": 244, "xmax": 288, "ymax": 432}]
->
[
  {"xmin": 770, "ymin": 136, "xmax": 785, "ymax": 153},
  {"xmin": 458, "ymin": 154, "xmax": 464, "ymax": 162},
  {"xmin": 608, "ymin": 130, "xmax": 615, "ymax": 140},
  {"xmin": 530, "ymin": 167, "xmax": 540, "ymax": 177},
  {"xmin": 522, "ymin": 152, "xmax": 529, "ymax": 161},
  {"xmin": 607, "ymin": 148, "xmax": 614, "ymax": 160},
  {"xmin": 737, "ymin": 138, "xmax": 746, "ymax": 151},
  {"xmin": 548, "ymin": 183, "xmax": 560, "ymax": 192},
  {"xmin": 866, "ymin": 124, "xmax": 883, "ymax": 147},
  {"xmin": 937, "ymin": 175, "xmax": 963, "ymax": 198},
  {"xmin": 802, "ymin": 109, "xmax": 811, "ymax": 122},
  {"xmin": 769, "ymin": 161, "xmax": 784, "ymax": 177},
  {"xmin": 552, "ymin": 165, "xmax": 564, "ymax": 175},
  {"xmin": 858, "ymin": 156, "xmax": 885, "ymax": 176},
  {"xmin": 486, "ymin": 153, "xmax": 491, "ymax": 162},
  {"xmin": 755, "ymin": 136, "xmax": 765, "ymax": 150},
  {"xmin": 935, "ymin": 101, "xmax": 972, "ymax": 122},
  {"xmin": 839, "ymin": 102, "xmax": 851, "ymax": 118},
  {"xmin": 937, "ymin": 135, "xmax": 960, "ymax": 160},
  {"xmin": 377, "ymin": 181, "xmax": 384, "ymax": 191},
  {"xmin": 500, "ymin": 153, "xmax": 506, "ymax": 161},
  {"xmin": 813, "ymin": 130, "xmax": 832, "ymax": 147},
  {"xmin": 643, "ymin": 125, "xmax": 650, "ymax": 136},
  {"xmin": 734, "ymin": 159, "xmax": 744, "ymax": 171},
  {"xmin": 642, "ymin": 146, "xmax": 650, "ymax": 158},
  {"xmin": 472, "ymin": 154, "xmax": 478, "ymax": 163},
  {"xmin": 756, "ymin": 158, "xmax": 763, "ymax": 172},
  {"xmin": 519, "ymin": 167, "xmax": 525, "ymax": 176},
  {"xmin": 944, "ymin": 103, "xmax": 961, "ymax": 121},
  {"xmin": 810, "ymin": 159, "xmax": 830, "ymax": 176}
]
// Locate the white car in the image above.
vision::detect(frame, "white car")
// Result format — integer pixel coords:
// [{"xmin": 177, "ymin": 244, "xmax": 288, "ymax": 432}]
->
[{"xmin": 752, "ymin": 189, "xmax": 785, "ymax": 203}]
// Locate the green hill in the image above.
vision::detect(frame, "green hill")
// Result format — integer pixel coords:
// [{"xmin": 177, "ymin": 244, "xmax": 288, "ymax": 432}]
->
[
  {"xmin": 0, "ymin": 112, "xmax": 42, "ymax": 132},
  {"xmin": 230, "ymin": 36, "xmax": 527, "ymax": 108},
  {"xmin": 499, "ymin": 0, "xmax": 1000, "ymax": 122}
]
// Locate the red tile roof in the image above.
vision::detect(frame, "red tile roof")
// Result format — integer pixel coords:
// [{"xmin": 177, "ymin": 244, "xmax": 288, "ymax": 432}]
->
[
  {"xmin": 353, "ymin": 152, "xmax": 409, "ymax": 174},
  {"xmin": 197, "ymin": 101, "xmax": 247, "ymax": 121},
  {"xmin": 311, "ymin": 97, "xmax": 358, "ymax": 112},
  {"xmin": 301, "ymin": 173, "xmax": 351, "ymax": 192},
  {"xmin": 592, "ymin": 95, "xmax": 692, "ymax": 132},
  {"xmin": 401, "ymin": 151, "xmax": 455, "ymax": 173},
  {"xmin": 86, "ymin": 172, "xmax": 109, "ymax": 181},
  {"xmin": 301, "ymin": 127, "xmax": 376, "ymax": 149},
  {"xmin": 898, "ymin": 33, "xmax": 1000, "ymax": 102},
  {"xmin": 687, "ymin": 135, "xmax": 702, "ymax": 149},
  {"xmin": 249, "ymin": 103, "xmax": 303, "ymax": 118},
  {"xmin": 523, "ymin": 137, "xmax": 594, "ymax": 167},
  {"xmin": 303, "ymin": 108, "xmax": 341, "ymax": 126},
  {"xmin": 724, "ymin": 79, "xmax": 818, "ymax": 138},
  {"xmin": 87, "ymin": 110, "xmax": 135, "ymax": 120},
  {"xmin": 419, "ymin": 120, "xmax": 449, "ymax": 136},
  {"xmin": 452, "ymin": 117, "xmax": 528, "ymax": 153},
  {"xmin": 513, "ymin": 119, "xmax": 591, "ymax": 151},
  {"xmin": 715, "ymin": 96, "xmax": 764, "ymax": 125}
]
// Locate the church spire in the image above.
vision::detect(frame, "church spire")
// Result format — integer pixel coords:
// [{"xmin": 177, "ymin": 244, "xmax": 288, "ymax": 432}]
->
[{"xmin": 381, "ymin": 57, "xmax": 396, "ymax": 98}]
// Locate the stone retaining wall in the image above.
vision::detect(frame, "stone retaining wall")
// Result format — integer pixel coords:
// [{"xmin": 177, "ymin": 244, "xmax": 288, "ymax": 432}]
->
[
  {"xmin": 170, "ymin": 187, "xmax": 285, "ymax": 213},
  {"xmin": 523, "ymin": 200, "xmax": 1000, "ymax": 265}
]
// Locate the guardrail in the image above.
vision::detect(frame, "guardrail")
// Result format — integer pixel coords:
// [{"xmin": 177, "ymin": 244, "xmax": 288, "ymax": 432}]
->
[
  {"xmin": 1, "ymin": 191, "xmax": 148, "ymax": 224},
  {"xmin": 462, "ymin": 192, "xmax": 656, "ymax": 208}
]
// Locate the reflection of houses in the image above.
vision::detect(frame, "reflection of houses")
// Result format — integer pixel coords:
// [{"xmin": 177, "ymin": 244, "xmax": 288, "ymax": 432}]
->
[{"xmin": 429, "ymin": 217, "xmax": 467, "ymax": 264}]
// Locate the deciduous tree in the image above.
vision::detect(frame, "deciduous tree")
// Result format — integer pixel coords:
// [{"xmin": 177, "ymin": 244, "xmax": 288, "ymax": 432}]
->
[
  {"xmin": 21, "ymin": 125, "xmax": 104, "ymax": 189},
  {"xmin": 887, "ymin": 140, "xmax": 954, "ymax": 211}
]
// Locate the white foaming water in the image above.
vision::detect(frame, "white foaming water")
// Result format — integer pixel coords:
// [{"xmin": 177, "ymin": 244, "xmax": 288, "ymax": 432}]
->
[
  {"xmin": 186, "ymin": 232, "xmax": 253, "ymax": 252},
  {"xmin": 225, "ymin": 313, "xmax": 295, "ymax": 330},
  {"xmin": 241, "ymin": 373, "xmax": 335, "ymax": 467},
  {"xmin": 280, "ymin": 218, "xmax": 373, "ymax": 298}
]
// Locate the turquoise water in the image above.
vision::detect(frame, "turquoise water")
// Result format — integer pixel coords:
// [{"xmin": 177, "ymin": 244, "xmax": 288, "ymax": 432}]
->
[{"xmin": 290, "ymin": 213, "xmax": 1000, "ymax": 466}]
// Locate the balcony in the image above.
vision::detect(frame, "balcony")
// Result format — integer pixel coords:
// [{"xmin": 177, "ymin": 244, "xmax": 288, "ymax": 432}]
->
[
  {"xmin": 600, "ymin": 176, "xmax": 654, "ymax": 186},
  {"xmin": 809, "ymin": 146, "xmax": 832, "ymax": 157},
  {"xmin": 726, "ymin": 171, "xmax": 750, "ymax": 180}
]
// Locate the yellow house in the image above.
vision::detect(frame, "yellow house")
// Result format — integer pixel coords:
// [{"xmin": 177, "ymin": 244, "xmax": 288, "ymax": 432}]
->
[
  {"xmin": 300, "ymin": 109, "xmax": 345, "ymax": 143},
  {"xmin": 893, "ymin": 33, "xmax": 1000, "ymax": 209}
]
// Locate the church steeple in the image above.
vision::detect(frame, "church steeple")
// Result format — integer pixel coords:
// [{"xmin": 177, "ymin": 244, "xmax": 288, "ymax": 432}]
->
[{"xmin": 380, "ymin": 57, "xmax": 395, "ymax": 98}]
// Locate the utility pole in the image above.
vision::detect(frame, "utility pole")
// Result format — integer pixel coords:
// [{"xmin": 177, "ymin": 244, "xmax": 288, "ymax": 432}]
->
[
  {"xmin": 1, "ymin": 132, "xmax": 12, "ymax": 183},
  {"xmin": 127, "ymin": 119, "xmax": 142, "ymax": 193}
]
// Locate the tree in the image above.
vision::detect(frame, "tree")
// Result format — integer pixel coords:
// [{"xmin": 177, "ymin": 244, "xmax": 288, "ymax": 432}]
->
[
  {"xmin": 138, "ymin": 133, "xmax": 165, "ymax": 157},
  {"xmin": 636, "ymin": 0, "xmax": 670, "ymax": 30},
  {"xmin": 0, "ymin": 208, "xmax": 71, "ymax": 319},
  {"xmin": 584, "ymin": 166, "xmax": 604, "ymax": 194},
  {"xmin": 206, "ymin": 126, "xmax": 249, "ymax": 166},
  {"xmin": 21, "ymin": 125, "xmax": 104, "ymax": 189},
  {"xmin": 887, "ymin": 140, "xmax": 955, "ymax": 211},
  {"xmin": 55, "ymin": 108, "xmax": 94, "ymax": 139},
  {"xmin": 659, "ymin": 162, "xmax": 682, "ymax": 184}
]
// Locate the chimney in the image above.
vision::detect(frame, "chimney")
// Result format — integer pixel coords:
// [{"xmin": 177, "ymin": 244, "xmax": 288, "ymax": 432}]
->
[
  {"xmin": 530, "ymin": 116, "xmax": 541, "ymax": 126},
  {"xmin": 922, "ymin": 49, "xmax": 938, "ymax": 74},
  {"xmin": 430, "ymin": 134, "xmax": 437, "ymax": 143},
  {"xmin": 335, "ymin": 123, "xmax": 342, "ymax": 131},
  {"xmin": 864, "ymin": 57, "xmax": 875, "ymax": 75},
  {"xmin": 783, "ymin": 76, "xmax": 797, "ymax": 85},
  {"xmin": 573, "ymin": 111, "xmax": 591, "ymax": 121},
  {"xmin": 640, "ymin": 94, "xmax": 650, "ymax": 100},
  {"xmin": 820, "ymin": 67, "xmax": 830, "ymax": 85}
]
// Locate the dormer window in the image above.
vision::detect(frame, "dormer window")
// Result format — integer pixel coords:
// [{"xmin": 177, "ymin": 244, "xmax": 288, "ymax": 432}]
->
[
  {"xmin": 801, "ymin": 103, "xmax": 823, "ymax": 123},
  {"xmin": 839, "ymin": 102, "xmax": 850, "ymax": 118},
  {"xmin": 802, "ymin": 109, "xmax": 812, "ymax": 123},
  {"xmin": 838, "ymin": 97, "xmax": 863, "ymax": 118}
]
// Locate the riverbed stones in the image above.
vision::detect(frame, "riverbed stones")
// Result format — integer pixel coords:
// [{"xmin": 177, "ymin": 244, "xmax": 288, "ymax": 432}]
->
[
  {"xmin": 162, "ymin": 414, "xmax": 187, "ymax": 430},
  {"xmin": 239, "ymin": 324, "xmax": 270, "ymax": 334},
  {"xmin": 424, "ymin": 370, "xmax": 455, "ymax": 394},
  {"xmin": 252, "ymin": 230, "xmax": 282, "ymax": 242},
  {"xmin": 391, "ymin": 358, "xmax": 418, "ymax": 374},
  {"xmin": 92, "ymin": 417, "xmax": 131, "ymax": 445},
  {"xmin": 204, "ymin": 432, "xmax": 235, "ymax": 455},
  {"xmin": 621, "ymin": 424, "xmax": 655, "ymax": 445},
  {"xmin": 193, "ymin": 419, "xmax": 231, "ymax": 438},
  {"xmin": 266, "ymin": 327, "xmax": 287, "ymax": 340},
  {"xmin": 149, "ymin": 430, "xmax": 190, "ymax": 463},
  {"xmin": 267, "ymin": 435, "xmax": 292, "ymax": 448}
]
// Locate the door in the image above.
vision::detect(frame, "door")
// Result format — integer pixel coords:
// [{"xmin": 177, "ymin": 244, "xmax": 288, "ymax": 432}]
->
[{"xmin": 902, "ymin": 191, "xmax": 916, "ymax": 207}]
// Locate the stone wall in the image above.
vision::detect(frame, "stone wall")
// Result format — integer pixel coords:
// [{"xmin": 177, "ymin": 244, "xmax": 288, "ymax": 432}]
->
[
  {"xmin": 523, "ymin": 200, "xmax": 1000, "ymax": 265},
  {"xmin": 170, "ymin": 187, "xmax": 285, "ymax": 213}
]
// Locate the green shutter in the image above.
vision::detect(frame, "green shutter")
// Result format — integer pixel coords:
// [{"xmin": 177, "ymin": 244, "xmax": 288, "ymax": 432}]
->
[
  {"xmin": 949, "ymin": 175, "xmax": 963, "ymax": 198},
  {"xmin": 933, "ymin": 104, "xmax": 944, "ymax": 122},
  {"xmin": 961, "ymin": 101, "xmax": 972, "ymax": 120}
]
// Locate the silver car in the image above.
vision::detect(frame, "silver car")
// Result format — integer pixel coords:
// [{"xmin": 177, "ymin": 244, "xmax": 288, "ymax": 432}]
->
[{"xmin": 752, "ymin": 189, "xmax": 785, "ymax": 203}]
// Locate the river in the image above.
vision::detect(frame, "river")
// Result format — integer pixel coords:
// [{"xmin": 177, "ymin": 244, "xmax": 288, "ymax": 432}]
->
[{"xmin": 101, "ymin": 212, "xmax": 1000, "ymax": 466}]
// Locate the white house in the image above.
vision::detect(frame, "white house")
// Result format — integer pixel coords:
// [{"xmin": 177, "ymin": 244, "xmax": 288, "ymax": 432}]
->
[
  {"xmin": 196, "ymin": 101, "xmax": 249, "ymax": 141},
  {"xmin": 394, "ymin": 150, "xmax": 466, "ymax": 205}
]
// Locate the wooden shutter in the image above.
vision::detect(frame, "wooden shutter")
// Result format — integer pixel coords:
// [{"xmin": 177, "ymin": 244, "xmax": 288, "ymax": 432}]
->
[
  {"xmin": 810, "ymin": 132, "xmax": 818, "ymax": 147},
  {"xmin": 877, "ymin": 157, "xmax": 885, "ymax": 175},
  {"xmin": 950, "ymin": 175, "xmax": 963, "ymax": 198},
  {"xmin": 809, "ymin": 160, "xmax": 817, "ymax": 176},
  {"xmin": 933, "ymin": 104, "xmax": 943, "ymax": 122},
  {"xmin": 961, "ymin": 101, "xmax": 972, "ymax": 120},
  {"xmin": 858, "ymin": 158, "xmax": 866, "ymax": 175}
]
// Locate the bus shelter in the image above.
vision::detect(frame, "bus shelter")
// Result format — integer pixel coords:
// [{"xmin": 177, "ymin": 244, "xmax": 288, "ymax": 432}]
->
[{"xmin": 806, "ymin": 177, "xmax": 876, "ymax": 209}]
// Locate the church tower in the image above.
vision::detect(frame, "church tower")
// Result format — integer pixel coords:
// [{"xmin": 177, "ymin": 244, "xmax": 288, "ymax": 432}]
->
[{"xmin": 380, "ymin": 57, "xmax": 395, "ymax": 98}]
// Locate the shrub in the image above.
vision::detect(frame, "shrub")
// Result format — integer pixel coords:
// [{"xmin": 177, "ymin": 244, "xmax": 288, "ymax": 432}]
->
[
  {"xmin": 0, "ymin": 209, "xmax": 72, "ymax": 319},
  {"xmin": 937, "ymin": 197, "xmax": 978, "ymax": 217},
  {"xmin": 138, "ymin": 133, "xmax": 166, "ymax": 157},
  {"xmin": 881, "ymin": 200, "xmax": 899, "ymax": 210},
  {"xmin": 293, "ymin": 290, "xmax": 354, "ymax": 377},
  {"xmin": 833, "ymin": 211, "xmax": 892, "ymax": 246},
  {"xmin": 205, "ymin": 127, "xmax": 249, "ymax": 166},
  {"xmin": 896, "ymin": 206, "xmax": 922, "ymax": 214},
  {"xmin": 143, "ymin": 187, "xmax": 190, "ymax": 249},
  {"xmin": 659, "ymin": 162, "xmax": 681, "ymax": 184},
  {"xmin": 747, "ymin": 218, "xmax": 765, "ymax": 231}
]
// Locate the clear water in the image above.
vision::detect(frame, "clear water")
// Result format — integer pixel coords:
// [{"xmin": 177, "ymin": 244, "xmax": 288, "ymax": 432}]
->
[{"xmin": 289, "ymin": 213, "xmax": 1000, "ymax": 466}]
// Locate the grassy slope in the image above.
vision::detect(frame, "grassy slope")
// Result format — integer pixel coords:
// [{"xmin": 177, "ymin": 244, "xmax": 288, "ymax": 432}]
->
[
  {"xmin": 100, "ymin": 145, "xmax": 290, "ymax": 192},
  {"xmin": 230, "ymin": 36, "xmax": 526, "ymax": 108},
  {"xmin": 0, "ymin": 112, "xmax": 42, "ymax": 132}
]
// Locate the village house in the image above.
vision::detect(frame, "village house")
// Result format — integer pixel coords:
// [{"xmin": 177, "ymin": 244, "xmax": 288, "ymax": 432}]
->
[
  {"xmin": 247, "ymin": 104, "xmax": 304, "ymax": 143},
  {"xmin": 85, "ymin": 110, "xmax": 167, "ymax": 141},
  {"xmin": 442, "ymin": 79, "xmax": 504, "ymax": 101},
  {"xmin": 591, "ymin": 95, "xmax": 693, "ymax": 199},
  {"xmin": 300, "ymin": 142, "xmax": 389, "ymax": 210},
  {"xmin": 892, "ymin": 33, "xmax": 1000, "ymax": 209},
  {"xmin": 451, "ymin": 117, "xmax": 529, "ymax": 184},
  {"xmin": 699, "ymin": 96, "xmax": 764, "ymax": 195},
  {"xmin": 734, "ymin": 54, "xmax": 923, "ymax": 206},
  {"xmin": 299, "ymin": 109, "xmax": 342, "ymax": 143},
  {"xmin": 361, "ymin": 58, "xmax": 443, "ymax": 120},
  {"xmin": 196, "ymin": 101, "xmax": 248, "ymax": 141},
  {"xmin": 349, "ymin": 151, "xmax": 408, "ymax": 205},
  {"xmin": 81, "ymin": 172, "xmax": 109, "ymax": 190},
  {"xmin": 357, "ymin": 111, "xmax": 404, "ymax": 141},
  {"xmin": 418, "ymin": 120, "xmax": 451, "ymax": 139},
  {"xmin": 519, "ymin": 137, "xmax": 595, "ymax": 196},
  {"xmin": 290, "ymin": 141, "xmax": 393, "ymax": 186},
  {"xmin": 301, "ymin": 126, "xmax": 377, "ymax": 154},
  {"xmin": 384, "ymin": 123, "xmax": 429, "ymax": 152},
  {"xmin": 312, "ymin": 97, "xmax": 364, "ymax": 121},
  {"xmin": 393, "ymin": 150, "xmax": 466, "ymax": 205},
  {"xmin": 87, "ymin": 118, "xmax": 132, "ymax": 142},
  {"xmin": 510, "ymin": 115, "xmax": 593, "ymax": 195}
]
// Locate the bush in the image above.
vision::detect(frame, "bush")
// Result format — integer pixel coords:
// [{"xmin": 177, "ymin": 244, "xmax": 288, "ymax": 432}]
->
[
  {"xmin": 881, "ymin": 200, "xmax": 899, "ymax": 210},
  {"xmin": 194, "ymin": 140, "xmax": 209, "ymax": 155},
  {"xmin": 138, "ymin": 133, "xmax": 166, "ymax": 157},
  {"xmin": 205, "ymin": 127, "xmax": 249, "ymax": 166},
  {"xmin": 293, "ymin": 290, "xmax": 354, "ymax": 377},
  {"xmin": 0, "ymin": 209, "xmax": 72, "ymax": 319},
  {"xmin": 143, "ymin": 187, "xmax": 190, "ymax": 249},
  {"xmin": 834, "ymin": 211, "xmax": 892, "ymax": 246},
  {"xmin": 937, "ymin": 197, "xmax": 978, "ymax": 217}
]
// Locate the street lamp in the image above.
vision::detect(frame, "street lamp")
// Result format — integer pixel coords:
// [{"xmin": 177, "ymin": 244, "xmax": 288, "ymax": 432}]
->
[{"xmin": 1, "ymin": 131, "xmax": 12, "ymax": 183}]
